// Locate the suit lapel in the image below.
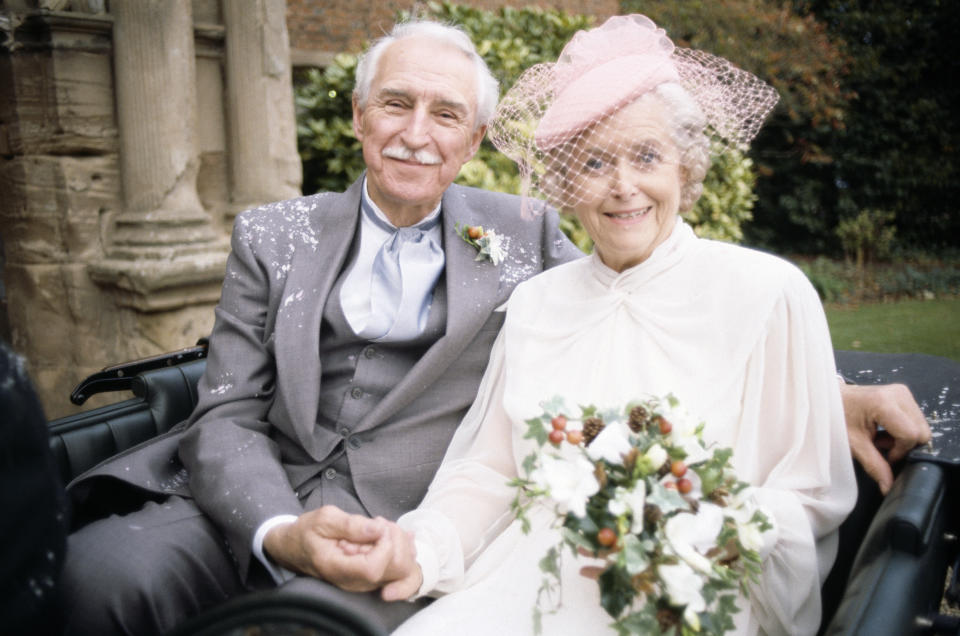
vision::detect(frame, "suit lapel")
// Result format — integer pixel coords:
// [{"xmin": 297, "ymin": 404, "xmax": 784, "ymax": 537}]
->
[
  {"xmin": 275, "ymin": 179, "xmax": 362, "ymax": 449},
  {"xmin": 359, "ymin": 184, "xmax": 504, "ymax": 429}
]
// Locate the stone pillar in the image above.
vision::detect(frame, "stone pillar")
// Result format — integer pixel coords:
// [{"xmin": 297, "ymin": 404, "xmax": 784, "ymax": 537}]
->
[
  {"xmin": 88, "ymin": 0, "xmax": 228, "ymax": 311},
  {"xmin": 223, "ymin": 0, "xmax": 300, "ymax": 216}
]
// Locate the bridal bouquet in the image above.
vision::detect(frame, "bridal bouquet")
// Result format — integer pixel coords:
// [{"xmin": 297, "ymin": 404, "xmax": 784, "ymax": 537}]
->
[{"xmin": 510, "ymin": 395, "xmax": 772, "ymax": 635}]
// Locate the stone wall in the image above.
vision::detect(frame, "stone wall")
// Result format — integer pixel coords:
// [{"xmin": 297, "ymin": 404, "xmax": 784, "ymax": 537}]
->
[{"xmin": 1, "ymin": 0, "xmax": 300, "ymax": 418}]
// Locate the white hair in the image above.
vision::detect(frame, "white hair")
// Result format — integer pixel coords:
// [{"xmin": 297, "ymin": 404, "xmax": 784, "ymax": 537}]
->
[
  {"xmin": 353, "ymin": 19, "xmax": 499, "ymax": 129},
  {"xmin": 649, "ymin": 83, "xmax": 711, "ymax": 213}
]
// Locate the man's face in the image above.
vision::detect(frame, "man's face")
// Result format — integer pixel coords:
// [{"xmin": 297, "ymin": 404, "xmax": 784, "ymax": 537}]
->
[{"xmin": 353, "ymin": 36, "xmax": 486, "ymax": 226}]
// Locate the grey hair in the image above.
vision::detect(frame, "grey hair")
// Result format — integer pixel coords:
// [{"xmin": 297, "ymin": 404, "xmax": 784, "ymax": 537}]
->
[
  {"xmin": 353, "ymin": 19, "xmax": 499, "ymax": 129},
  {"xmin": 649, "ymin": 83, "xmax": 711, "ymax": 213}
]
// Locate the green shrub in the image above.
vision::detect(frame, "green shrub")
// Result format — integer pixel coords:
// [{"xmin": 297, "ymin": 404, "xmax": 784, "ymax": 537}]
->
[
  {"xmin": 295, "ymin": 1, "xmax": 761, "ymax": 249},
  {"xmin": 835, "ymin": 209, "xmax": 897, "ymax": 267}
]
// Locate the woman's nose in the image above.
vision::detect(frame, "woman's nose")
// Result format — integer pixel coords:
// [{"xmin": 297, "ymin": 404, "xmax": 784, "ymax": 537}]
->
[{"xmin": 610, "ymin": 162, "xmax": 640, "ymax": 199}]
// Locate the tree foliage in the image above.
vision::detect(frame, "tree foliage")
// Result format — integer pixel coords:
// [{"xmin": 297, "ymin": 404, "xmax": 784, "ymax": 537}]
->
[
  {"xmin": 792, "ymin": 0, "xmax": 960, "ymax": 251},
  {"xmin": 295, "ymin": 1, "xmax": 761, "ymax": 250}
]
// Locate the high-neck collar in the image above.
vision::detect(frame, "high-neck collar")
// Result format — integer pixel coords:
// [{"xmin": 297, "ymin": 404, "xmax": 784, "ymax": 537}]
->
[{"xmin": 589, "ymin": 217, "xmax": 696, "ymax": 290}]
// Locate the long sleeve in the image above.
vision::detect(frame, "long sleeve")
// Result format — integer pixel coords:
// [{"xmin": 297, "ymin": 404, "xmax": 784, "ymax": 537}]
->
[
  {"xmin": 397, "ymin": 328, "xmax": 519, "ymax": 596},
  {"xmin": 736, "ymin": 269, "xmax": 857, "ymax": 636},
  {"xmin": 178, "ymin": 212, "xmax": 305, "ymax": 579}
]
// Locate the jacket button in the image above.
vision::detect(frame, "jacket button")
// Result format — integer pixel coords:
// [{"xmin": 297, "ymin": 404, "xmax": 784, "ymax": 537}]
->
[
  {"xmin": 339, "ymin": 427, "xmax": 350, "ymax": 437},
  {"xmin": 348, "ymin": 436, "xmax": 361, "ymax": 449},
  {"xmin": 350, "ymin": 387, "xmax": 363, "ymax": 399},
  {"xmin": 363, "ymin": 346, "xmax": 377, "ymax": 359},
  {"xmin": 324, "ymin": 468, "xmax": 337, "ymax": 480}
]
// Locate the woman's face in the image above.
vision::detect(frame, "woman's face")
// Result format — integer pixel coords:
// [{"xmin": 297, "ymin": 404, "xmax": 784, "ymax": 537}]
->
[{"xmin": 566, "ymin": 96, "xmax": 683, "ymax": 272}]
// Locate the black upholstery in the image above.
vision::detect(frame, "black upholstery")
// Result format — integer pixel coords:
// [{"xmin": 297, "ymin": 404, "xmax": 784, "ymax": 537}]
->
[
  {"xmin": 48, "ymin": 359, "xmax": 206, "ymax": 485},
  {"xmin": 130, "ymin": 359, "xmax": 206, "ymax": 436},
  {"xmin": 823, "ymin": 462, "xmax": 956, "ymax": 635},
  {"xmin": 165, "ymin": 591, "xmax": 386, "ymax": 636}
]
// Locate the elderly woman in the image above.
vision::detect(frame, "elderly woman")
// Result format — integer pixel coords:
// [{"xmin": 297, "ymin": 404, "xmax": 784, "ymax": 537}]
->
[{"xmin": 386, "ymin": 15, "xmax": 856, "ymax": 635}]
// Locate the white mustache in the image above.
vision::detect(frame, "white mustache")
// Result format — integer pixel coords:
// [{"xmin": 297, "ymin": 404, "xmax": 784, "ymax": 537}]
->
[{"xmin": 383, "ymin": 145, "xmax": 441, "ymax": 165}]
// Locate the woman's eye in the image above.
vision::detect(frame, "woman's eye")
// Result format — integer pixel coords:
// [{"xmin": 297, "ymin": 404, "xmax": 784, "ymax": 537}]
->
[
  {"xmin": 584, "ymin": 157, "xmax": 605, "ymax": 171},
  {"xmin": 637, "ymin": 148, "xmax": 661, "ymax": 165}
]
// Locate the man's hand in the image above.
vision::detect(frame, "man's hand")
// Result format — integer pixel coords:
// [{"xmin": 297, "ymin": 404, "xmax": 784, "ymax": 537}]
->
[
  {"xmin": 840, "ymin": 382, "xmax": 931, "ymax": 495},
  {"xmin": 263, "ymin": 506, "xmax": 421, "ymax": 599}
]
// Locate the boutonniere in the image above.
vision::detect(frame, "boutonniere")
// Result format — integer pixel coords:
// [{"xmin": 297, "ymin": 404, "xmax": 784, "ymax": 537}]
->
[{"xmin": 456, "ymin": 223, "xmax": 506, "ymax": 266}]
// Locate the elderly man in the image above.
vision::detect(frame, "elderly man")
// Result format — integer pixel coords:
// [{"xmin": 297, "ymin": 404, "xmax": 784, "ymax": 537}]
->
[{"xmin": 62, "ymin": 18, "xmax": 928, "ymax": 636}]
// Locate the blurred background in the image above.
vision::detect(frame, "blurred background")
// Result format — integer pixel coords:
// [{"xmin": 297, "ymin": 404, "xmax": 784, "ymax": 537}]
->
[{"xmin": 2, "ymin": 0, "xmax": 957, "ymax": 419}]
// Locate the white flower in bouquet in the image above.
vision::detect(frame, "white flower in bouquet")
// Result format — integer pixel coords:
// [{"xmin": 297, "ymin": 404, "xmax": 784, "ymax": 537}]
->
[
  {"xmin": 665, "ymin": 504, "xmax": 724, "ymax": 575},
  {"xmin": 661, "ymin": 402, "xmax": 712, "ymax": 465},
  {"xmin": 608, "ymin": 482, "xmax": 646, "ymax": 533},
  {"xmin": 658, "ymin": 561, "xmax": 706, "ymax": 629},
  {"xmin": 586, "ymin": 420, "xmax": 633, "ymax": 465},
  {"xmin": 530, "ymin": 445, "xmax": 599, "ymax": 518},
  {"xmin": 724, "ymin": 487, "xmax": 774, "ymax": 555},
  {"xmin": 643, "ymin": 442, "xmax": 669, "ymax": 470}
]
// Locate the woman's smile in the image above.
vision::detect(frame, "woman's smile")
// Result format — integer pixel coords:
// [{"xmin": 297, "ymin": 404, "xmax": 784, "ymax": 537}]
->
[{"xmin": 604, "ymin": 206, "xmax": 652, "ymax": 224}]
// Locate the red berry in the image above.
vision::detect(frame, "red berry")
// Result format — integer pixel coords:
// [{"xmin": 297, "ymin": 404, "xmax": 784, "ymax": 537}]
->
[
  {"xmin": 657, "ymin": 416, "xmax": 673, "ymax": 435},
  {"xmin": 551, "ymin": 415, "xmax": 568, "ymax": 431},
  {"xmin": 670, "ymin": 460, "xmax": 687, "ymax": 478},
  {"xmin": 566, "ymin": 430, "xmax": 584, "ymax": 445},
  {"xmin": 597, "ymin": 527, "xmax": 617, "ymax": 548},
  {"xmin": 548, "ymin": 429, "xmax": 565, "ymax": 445},
  {"xmin": 676, "ymin": 478, "xmax": 693, "ymax": 494},
  {"xmin": 467, "ymin": 226, "xmax": 483, "ymax": 240}
]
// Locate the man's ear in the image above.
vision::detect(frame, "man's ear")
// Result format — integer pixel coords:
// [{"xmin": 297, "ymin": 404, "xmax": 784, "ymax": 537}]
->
[
  {"xmin": 352, "ymin": 94, "xmax": 365, "ymax": 142},
  {"xmin": 466, "ymin": 124, "xmax": 487, "ymax": 159}
]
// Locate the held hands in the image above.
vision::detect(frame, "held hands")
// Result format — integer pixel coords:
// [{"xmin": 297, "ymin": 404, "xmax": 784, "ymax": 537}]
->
[
  {"xmin": 263, "ymin": 505, "xmax": 422, "ymax": 600},
  {"xmin": 840, "ymin": 382, "xmax": 931, "ymax": 495}
]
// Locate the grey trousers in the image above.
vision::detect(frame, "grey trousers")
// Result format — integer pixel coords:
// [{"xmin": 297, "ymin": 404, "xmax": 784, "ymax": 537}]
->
[{"xmin": 61, "ymin": 496, "xmax": 426, "ymax": 635}]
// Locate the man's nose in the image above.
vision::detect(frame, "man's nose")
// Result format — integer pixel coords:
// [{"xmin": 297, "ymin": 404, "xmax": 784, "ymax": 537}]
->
[{"xmin": 400, "ymin": 107, "xmax": 431, "ymax": 147}]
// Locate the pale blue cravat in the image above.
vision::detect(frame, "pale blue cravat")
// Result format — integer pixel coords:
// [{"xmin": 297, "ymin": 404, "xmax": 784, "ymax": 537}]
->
[{"xmin": 341, "ymin": 191, "xmax": 445, "ymax": 342}]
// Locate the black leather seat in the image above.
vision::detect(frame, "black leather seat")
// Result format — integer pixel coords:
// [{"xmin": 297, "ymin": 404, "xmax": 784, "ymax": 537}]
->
[
  {"xmin": 48, "ymin": 359, "xmax": 206, "ymax": 485},
  {"xmin": 824, "ymin": 461, "xmax": 956, "ymax": 635}
]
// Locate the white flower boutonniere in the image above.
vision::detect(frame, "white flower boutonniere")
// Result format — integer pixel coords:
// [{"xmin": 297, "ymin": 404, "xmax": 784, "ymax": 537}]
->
[{"xmin": 456, "ymin": 223, "xmax": 506, "ymax": 265}]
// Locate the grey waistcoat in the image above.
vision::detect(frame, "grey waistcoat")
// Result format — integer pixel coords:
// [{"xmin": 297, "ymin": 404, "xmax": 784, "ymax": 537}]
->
[{"xmin": 301, "ymin": 246, "xmax": 448, "ymax": 514}]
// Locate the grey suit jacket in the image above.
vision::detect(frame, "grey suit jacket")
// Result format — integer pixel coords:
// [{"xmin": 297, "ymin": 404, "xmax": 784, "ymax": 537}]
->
[{"xmin": 70, "ymin": 177, "xmax": 583, "ymax": 576}]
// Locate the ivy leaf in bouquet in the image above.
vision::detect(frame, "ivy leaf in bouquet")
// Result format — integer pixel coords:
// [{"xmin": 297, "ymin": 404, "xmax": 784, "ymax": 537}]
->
[{"xmin": 508, "ymin": 394, "xmax": 774, "ymax": 635}]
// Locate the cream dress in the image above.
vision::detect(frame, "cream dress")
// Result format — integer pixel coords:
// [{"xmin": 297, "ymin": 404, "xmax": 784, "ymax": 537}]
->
[{"xmin": 394, "ymin": 219, "xmax": 856, "ymax": 635}]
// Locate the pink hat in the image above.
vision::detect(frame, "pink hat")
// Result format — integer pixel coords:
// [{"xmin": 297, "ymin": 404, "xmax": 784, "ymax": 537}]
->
[{"xmin": 535, "ymin": 16, "xmax": 680, "ymax": 150}]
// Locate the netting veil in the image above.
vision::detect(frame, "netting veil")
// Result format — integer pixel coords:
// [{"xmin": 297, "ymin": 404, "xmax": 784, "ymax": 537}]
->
[{"xmin": 489, "ymin": 14, "xmax": 779, "ymax": 216}]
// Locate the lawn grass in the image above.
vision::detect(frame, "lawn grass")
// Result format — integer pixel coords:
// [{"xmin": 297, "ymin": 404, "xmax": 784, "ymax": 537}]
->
[{"xmin": 825, "ymin": 298, "xmax": 960, "ymax": 362}]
